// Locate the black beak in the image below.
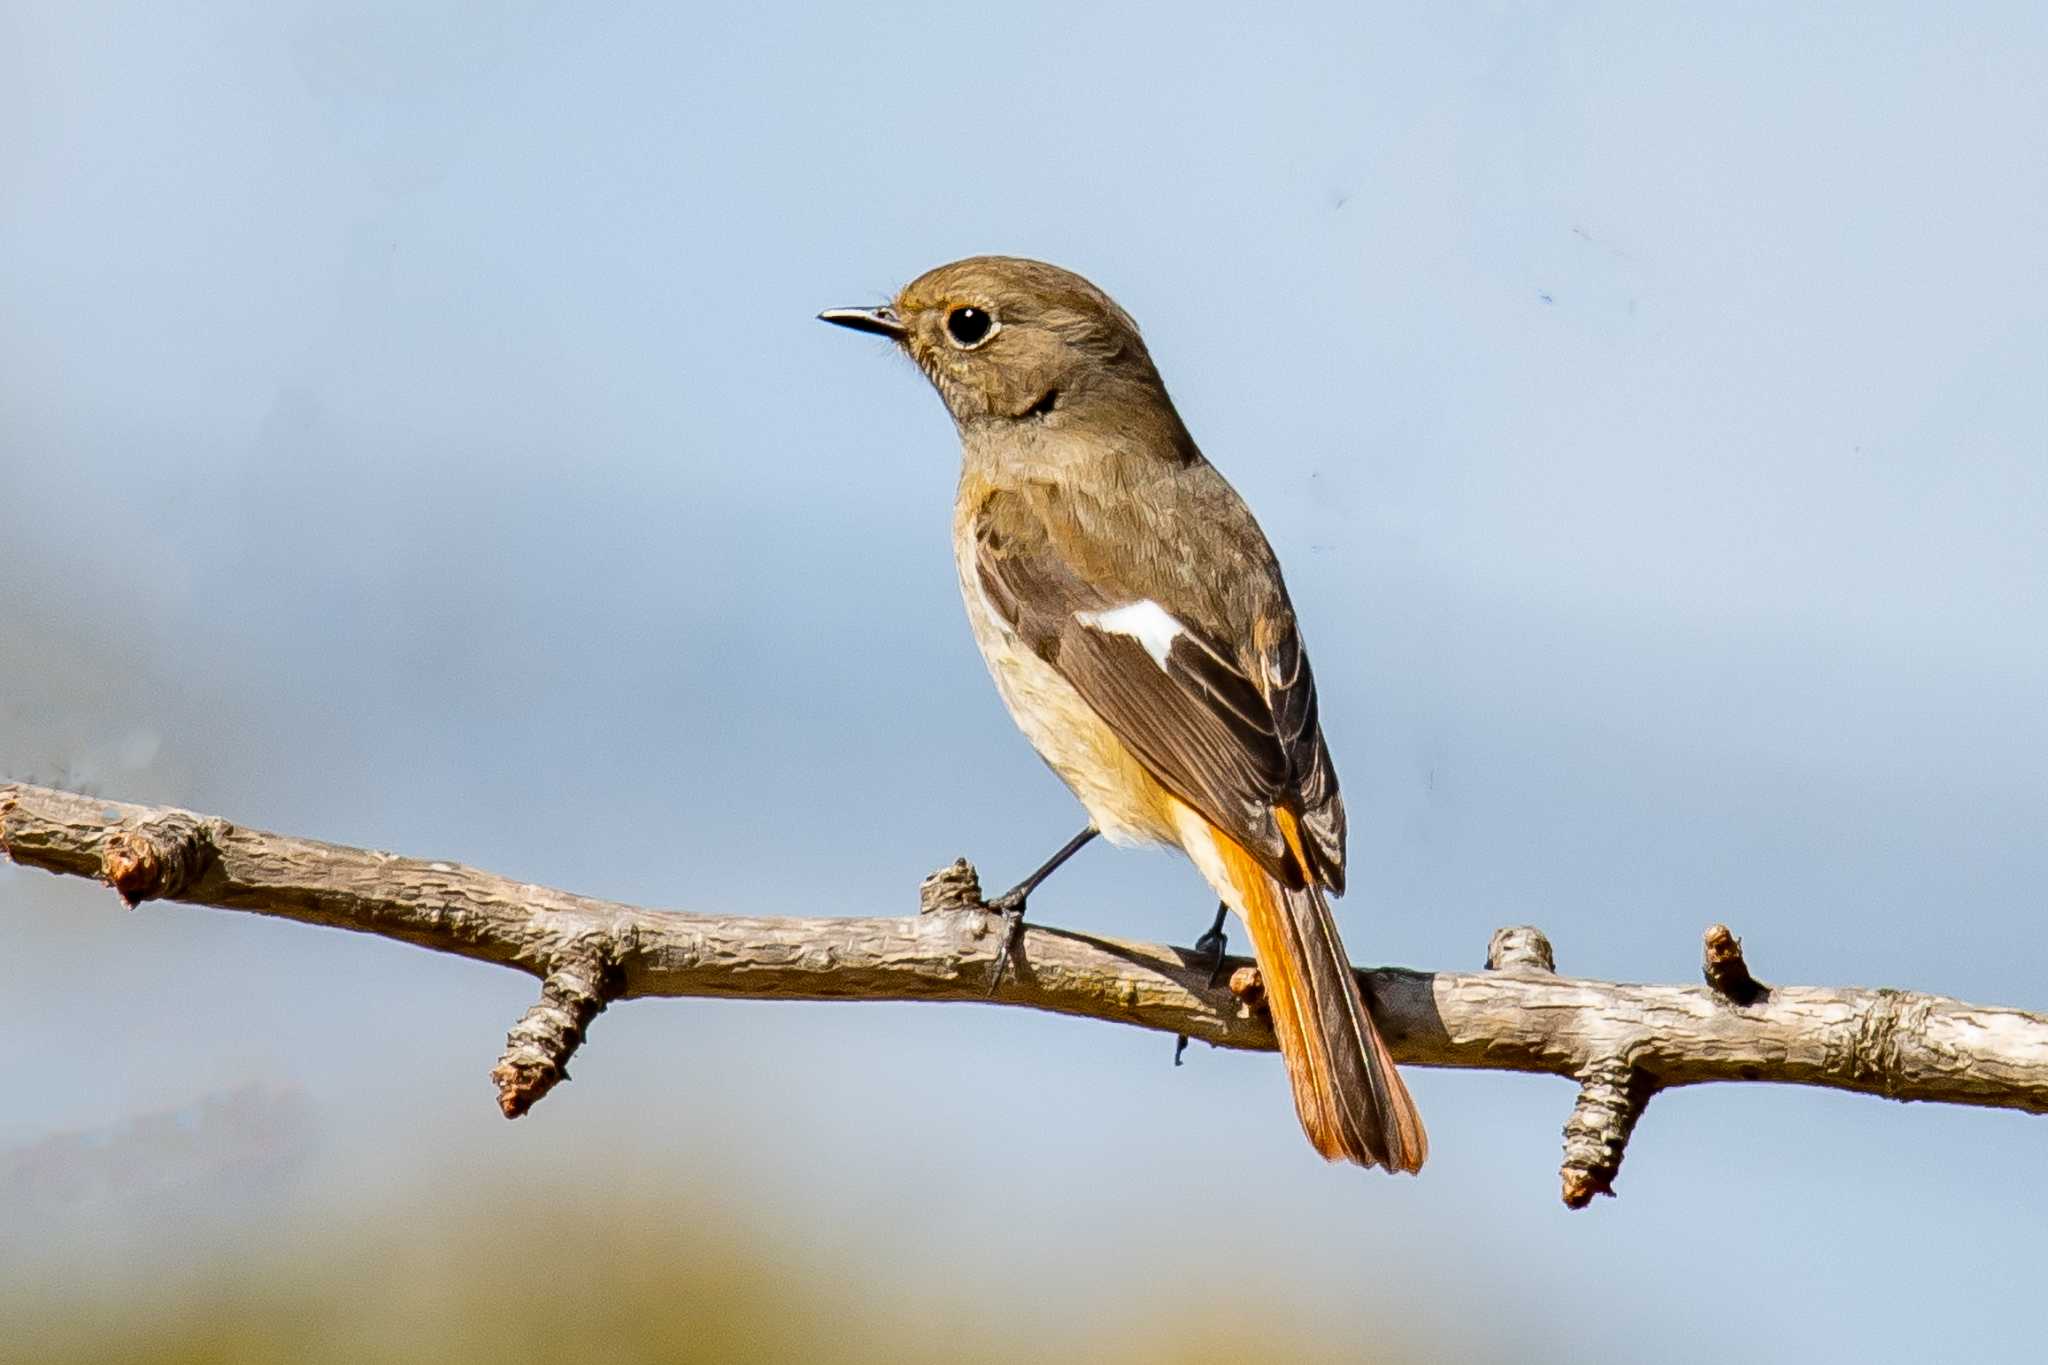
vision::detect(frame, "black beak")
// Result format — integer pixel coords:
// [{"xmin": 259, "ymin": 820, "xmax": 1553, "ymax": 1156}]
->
[{"xmin": 818, "ymin": 306, "xmax": 907, "ymax": 340}]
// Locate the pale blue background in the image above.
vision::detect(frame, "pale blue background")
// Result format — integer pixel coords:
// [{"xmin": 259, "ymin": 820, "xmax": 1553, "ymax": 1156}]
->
[{"xmin": 3, "ymin": 3, "xmax": 2045, "ymax": 1360}]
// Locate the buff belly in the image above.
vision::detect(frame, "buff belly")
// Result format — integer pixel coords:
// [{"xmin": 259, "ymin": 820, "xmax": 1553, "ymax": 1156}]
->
[{"xmin": 953, "ymin": 538, "xmax": 1181, "ymax": 849}]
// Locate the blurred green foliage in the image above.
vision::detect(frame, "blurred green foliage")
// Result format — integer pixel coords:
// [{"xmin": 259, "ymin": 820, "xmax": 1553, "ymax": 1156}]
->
[
  {"xmin": 1, "ymin": 1093, "xmax": 1429, "ymax": 1365},
  {"xmin": 5, "ymin": 1190, "xmax": 1428, "ymax": 1365}
]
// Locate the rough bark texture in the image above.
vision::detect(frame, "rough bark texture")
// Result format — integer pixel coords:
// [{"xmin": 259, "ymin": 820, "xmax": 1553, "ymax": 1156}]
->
[{"xmin": 6, "ymin": 782, "xmax": 2046, "ymax": 1206}]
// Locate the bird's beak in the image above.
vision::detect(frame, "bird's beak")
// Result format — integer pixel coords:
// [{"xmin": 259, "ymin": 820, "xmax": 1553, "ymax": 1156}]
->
[{"xmin": 818, "ymin": 306, "xmax": 907, "ymax": 340}]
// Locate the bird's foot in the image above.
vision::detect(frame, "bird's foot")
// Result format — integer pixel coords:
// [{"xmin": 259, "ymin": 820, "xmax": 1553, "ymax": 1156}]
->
[
  {"xmin": 1173, "ymin": 902, "xmax": 1234, "ymax": 1065},
  {"xmin": 1195, "ymin": 901, "xmax": 1231, "ymax": 988},
  {"xmin": 983, "ymin": 888, "xmax": 1029, "ymax": 997},
  {"xmin": 978, "ymin": 827, "xmax": 1099, "ymax": 998}
]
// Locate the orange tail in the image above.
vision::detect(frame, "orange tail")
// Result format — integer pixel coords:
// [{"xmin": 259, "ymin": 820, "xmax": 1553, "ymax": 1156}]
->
[{"xmin": 1204, "ymin": 823, "xmax": 1427, "ymax": 1173}]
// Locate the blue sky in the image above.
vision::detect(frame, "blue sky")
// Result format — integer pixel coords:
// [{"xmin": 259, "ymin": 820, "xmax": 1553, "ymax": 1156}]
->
[{"xmin": 3, "ymin": 4, "xmax": 2045, "ymax": 1360}]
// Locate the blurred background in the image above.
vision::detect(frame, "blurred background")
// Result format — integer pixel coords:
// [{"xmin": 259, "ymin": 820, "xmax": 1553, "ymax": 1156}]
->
[{"xmin": 3, "ymin": 3, "xmax": 2044, "ymax": 1361}]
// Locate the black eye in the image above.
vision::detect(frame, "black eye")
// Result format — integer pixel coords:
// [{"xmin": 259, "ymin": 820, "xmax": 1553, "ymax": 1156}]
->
[{"xmin": 945, "ymin": 306, "xmax": 994, "ymax": 347}]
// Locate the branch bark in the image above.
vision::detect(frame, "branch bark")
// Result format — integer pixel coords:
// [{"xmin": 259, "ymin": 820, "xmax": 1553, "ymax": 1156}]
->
[{"xmin": 5, "ymin": 781, "xmax": 2045, "ymax": 1206}]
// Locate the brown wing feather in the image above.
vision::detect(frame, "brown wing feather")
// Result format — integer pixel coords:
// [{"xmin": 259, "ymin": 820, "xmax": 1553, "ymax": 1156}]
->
[
  {"xmin": 1259, "ymin": 614, "xmax": 1346, "ymax": 893},
  {"xmin": 973, "ymin": 489, "xmax": 1343, "ymax": 890}
]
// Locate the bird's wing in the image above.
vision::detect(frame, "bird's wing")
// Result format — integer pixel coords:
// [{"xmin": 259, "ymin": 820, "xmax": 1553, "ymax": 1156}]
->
[
  {"xmin": 972, "ymin": 485, "xmax": 1344, "ymax": 891},
  {"xmin": 1255, "ymin": 602, "xmax": 1346, "ymax": 893}
]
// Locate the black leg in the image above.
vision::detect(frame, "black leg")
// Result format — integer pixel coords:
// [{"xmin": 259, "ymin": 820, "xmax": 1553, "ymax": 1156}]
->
[
  {"xmin": 1195, "ymin": 901, "xmax": 1230, "ymax": 987},
  {"xmin": 986, "ymin": 827, "xmax": 1099, "ymax": 915},
  {"xmin": 1173, "ymin": 901, "xmax": 1234, "ymax": 1066},
  {"xmin": 985, "ymin": 826, "xmax": 1098, "ymax": 995}
]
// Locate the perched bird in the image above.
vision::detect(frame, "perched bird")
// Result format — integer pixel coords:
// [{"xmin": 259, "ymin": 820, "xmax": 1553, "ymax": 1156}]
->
[{"xmin": 821, "ymin": 257, "xmax": 1425, "ymax": 1173}]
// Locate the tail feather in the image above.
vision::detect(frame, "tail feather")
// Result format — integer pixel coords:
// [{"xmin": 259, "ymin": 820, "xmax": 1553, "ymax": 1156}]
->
[{"xmin": 1204, "ymin": 822, "xmax": 1427, "ymax": 1173}]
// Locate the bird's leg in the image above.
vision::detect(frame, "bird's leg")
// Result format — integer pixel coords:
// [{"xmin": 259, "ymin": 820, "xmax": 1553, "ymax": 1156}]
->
[
  {"xmin": 1195, "ymin": 900, "xmax": 1231, "ymax": 986},
  {"xmin": 985, "ymin": 826, "xmax": 1098, "ymax": 995},
  {"xmin": 1173, "ymin": 901, "xmax": 1234, "ymax": 1065},
  {"xmin": 985, "ymin": 826, "xmax": 1099, "ymax": 915}
]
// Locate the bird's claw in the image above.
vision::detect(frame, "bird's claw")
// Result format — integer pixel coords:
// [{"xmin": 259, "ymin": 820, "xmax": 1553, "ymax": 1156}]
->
[
  {"xmin": 1173, "ymin": 903, "xmax": 1233, "ymax": 1065},
  {"xmin": 1195, "ymin": 902, "xmax": 1230, "ymax": 987},
  {"xmin": 985, "ymin": 895, "xmax": 1027, "ymax": 997}
]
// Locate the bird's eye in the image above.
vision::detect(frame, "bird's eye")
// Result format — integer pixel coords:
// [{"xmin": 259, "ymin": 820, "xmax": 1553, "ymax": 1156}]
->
[{"xmin": 945, "ymin": 306, "xmax": 996, "ymax": 348}]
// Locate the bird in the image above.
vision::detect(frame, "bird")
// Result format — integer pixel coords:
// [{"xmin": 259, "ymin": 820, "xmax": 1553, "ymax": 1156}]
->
[{"xmin": 821, "ymin": 256, "xmax": 1426, "ymax": 1173}]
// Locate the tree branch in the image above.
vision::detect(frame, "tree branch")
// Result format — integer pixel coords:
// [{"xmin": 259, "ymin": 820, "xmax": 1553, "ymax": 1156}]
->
[{"xmin": 5, "ymin": 781, "xmax": 2045, "ymax": 1206}]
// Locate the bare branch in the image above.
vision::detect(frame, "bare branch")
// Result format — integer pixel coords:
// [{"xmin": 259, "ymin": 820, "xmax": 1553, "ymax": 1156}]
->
[
  {"xmin": 492, "ymin": 955, "xmax": 615, "ymax": 1118},
  {"xmin": 1486, "ymin": 925, "xmax": 1557, "ymax": 973},
  {"xmin": 1703, "ymin": 922, "xmax": 1768, "ymax": 1005},
  {"xmin": 1561, "ymin": 1061, "xmax": 1658, "ymax": 1208},
  {"xmin": 6, "ymin": 781, "xmax": 2046, "ymax": 1207}
]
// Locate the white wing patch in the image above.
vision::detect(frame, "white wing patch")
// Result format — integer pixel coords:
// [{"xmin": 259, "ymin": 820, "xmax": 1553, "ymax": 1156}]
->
[{"xmin": 1075, "ymin": 600, "xmax": 1184, "ymax": 671}]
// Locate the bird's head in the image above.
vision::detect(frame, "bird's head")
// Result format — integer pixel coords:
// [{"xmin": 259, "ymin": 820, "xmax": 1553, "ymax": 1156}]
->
[{"xmin": 821, "ymin": 255, "xmax": 1172, "ymax": 433}]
